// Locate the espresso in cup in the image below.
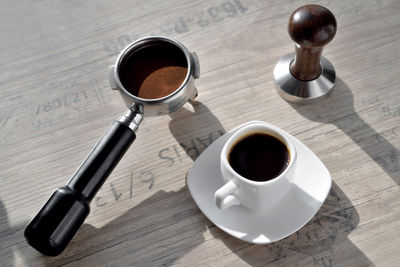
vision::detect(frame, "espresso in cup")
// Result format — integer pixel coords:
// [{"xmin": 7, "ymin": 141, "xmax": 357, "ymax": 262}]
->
[
  {"xmin": 215, "ymin": 122, "xmax": 297, "ymax": 212},
  {"xmin": 228, "ymin": 133, "xmax": 290, "ymax": 182}
]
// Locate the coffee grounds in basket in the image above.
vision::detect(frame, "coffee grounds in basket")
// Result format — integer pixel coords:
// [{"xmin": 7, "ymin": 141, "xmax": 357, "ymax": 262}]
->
[{"xmin": 119, "ymin": 44, "xmax": 188, "ymax": 99}]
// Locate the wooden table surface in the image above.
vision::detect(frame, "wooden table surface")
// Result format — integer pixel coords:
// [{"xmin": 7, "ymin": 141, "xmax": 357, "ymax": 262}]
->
[{"xmin": 1, "ymin": 0, "xmax": 399, "ymax": 266}]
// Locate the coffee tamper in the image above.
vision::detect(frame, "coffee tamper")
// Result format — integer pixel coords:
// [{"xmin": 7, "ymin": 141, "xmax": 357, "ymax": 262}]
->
[{"xmin": 274, "ymin": 5, "xmax": 337, "ymax": 104}]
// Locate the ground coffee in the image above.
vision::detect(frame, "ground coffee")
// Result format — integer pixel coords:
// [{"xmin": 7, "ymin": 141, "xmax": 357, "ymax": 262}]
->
[{"xmin": 119, "ymin": 43, "xmax": 188, "ymax": 99}]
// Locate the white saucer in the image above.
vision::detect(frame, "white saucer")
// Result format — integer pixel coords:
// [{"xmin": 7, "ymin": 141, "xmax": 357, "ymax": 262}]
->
[{"xmin": 187, "ymin": 121, "xmax": 331, "ymax": 244}]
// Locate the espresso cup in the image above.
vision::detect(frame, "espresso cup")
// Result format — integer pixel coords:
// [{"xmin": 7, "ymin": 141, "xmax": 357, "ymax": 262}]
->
[{"xmin": 214, "ymin": 122, "xmax": 297, "ymax": 212}]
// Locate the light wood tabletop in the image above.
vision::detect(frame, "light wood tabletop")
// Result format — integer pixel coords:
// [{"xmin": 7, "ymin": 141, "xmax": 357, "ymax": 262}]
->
[{"xmin": 1, "ymin": 0, "xmax": 399, "ymax": 266}]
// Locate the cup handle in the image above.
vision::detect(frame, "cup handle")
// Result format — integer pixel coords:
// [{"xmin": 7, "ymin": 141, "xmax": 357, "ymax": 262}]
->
[{"xmin": 214, "ymin": 180, "xmax": 240, "ymax": 209}]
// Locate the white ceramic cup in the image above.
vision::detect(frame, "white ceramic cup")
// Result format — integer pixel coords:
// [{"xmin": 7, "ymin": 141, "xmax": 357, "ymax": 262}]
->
[{"xmin": 214, "ymin": 122, "xmax": 297, "ymax": 212}]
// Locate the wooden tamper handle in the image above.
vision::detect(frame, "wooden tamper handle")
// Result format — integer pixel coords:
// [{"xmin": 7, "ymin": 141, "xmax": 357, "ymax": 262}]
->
[{"xmin": 288, "ymin": 5, "xmax": 337, "ymax": 81}]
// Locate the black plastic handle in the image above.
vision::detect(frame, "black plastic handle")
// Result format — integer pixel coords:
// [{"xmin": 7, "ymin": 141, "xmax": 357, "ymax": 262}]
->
[{"xmin": 24, "ymin": 121, "xmax": 136, "ymax": 256}]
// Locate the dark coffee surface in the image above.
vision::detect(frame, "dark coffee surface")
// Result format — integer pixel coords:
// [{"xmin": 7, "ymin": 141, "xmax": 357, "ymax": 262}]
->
[
  {"xmin": 119, "ymin": 44, "xmax": 188, "ymax": 99},
  {"xmin": 228, "ymin": 133, "xmax": 289, "ymax": 182}
]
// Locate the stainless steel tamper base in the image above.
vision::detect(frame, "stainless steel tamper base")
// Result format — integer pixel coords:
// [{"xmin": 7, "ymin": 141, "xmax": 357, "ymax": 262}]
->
[{"xmin": 273, "ymin": 53, "xmax": 335, "ymax": 104}]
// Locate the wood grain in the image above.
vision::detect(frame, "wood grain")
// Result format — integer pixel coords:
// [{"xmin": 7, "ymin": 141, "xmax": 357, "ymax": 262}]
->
[{"xmin": 1, "ymin": 0, "xmax": 399, "ymax": 266}]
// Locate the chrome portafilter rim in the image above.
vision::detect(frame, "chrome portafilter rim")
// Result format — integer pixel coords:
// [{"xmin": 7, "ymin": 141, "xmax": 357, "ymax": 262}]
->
[
  {"xmin": 113, "ymin": 36, "xmax": 195, "ymax": 104},
  {"xmin": 109, "ymin": 36, "xmax": 199, "ymax": 117}
]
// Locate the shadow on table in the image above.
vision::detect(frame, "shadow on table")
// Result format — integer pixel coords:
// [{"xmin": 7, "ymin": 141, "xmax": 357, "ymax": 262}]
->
[
  {"xmin": 290, "ymin": 78, "xmax": 399, "ymax": 185},
  {"xmin": 0, "ymin": 199, "xmax": 31, "ymax": 267},
  {"xmin": 16, "ymin": 93, "xmax": 381, "ymax": 265},
  {"xmin": 167, "ymin": 96, "xmax": 374, "ymax": 265},
  {"xmin": 169, "ymin": 101, "xmax": 226, "ymax": 161},
  {"xmin": 211, "ymin": 182, "xmax": 373, "ymax": 266},
  {"xmin": 15, "ymin": 101, "xmax": 225, "ymax": 266},
  {"xmin": 33, "ymin": 187, "xmax": 211, "ymax": 266}
]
